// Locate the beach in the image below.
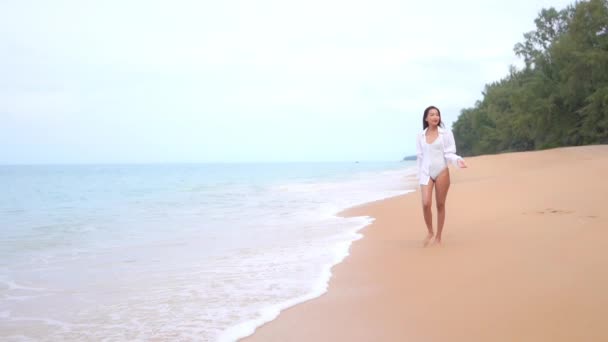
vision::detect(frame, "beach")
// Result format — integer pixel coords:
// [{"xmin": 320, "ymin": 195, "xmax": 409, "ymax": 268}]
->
[{"xmin": 243, "ymin": 145, "xmax": 608, "ymax": 341}]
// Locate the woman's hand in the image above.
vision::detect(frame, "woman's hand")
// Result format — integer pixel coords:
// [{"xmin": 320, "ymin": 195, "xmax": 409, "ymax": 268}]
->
[{"xmin": 457, "ymin": 159, "xmax": 468, "ymax": 168}]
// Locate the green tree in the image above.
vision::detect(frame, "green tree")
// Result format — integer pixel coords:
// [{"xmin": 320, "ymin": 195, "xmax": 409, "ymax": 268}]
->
[{"xmin": 453, "ymin": 0, "xmax": 608, "ymax": 156}]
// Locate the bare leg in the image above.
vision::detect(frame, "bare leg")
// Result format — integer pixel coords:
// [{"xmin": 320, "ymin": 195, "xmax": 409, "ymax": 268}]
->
[
  {"xmin": 433, "ymin": 168, "xmax": 451, "ymax": 245},
  {"xmin": 420, "ymin": 181, "xmax": 435, "ymax": 247}
]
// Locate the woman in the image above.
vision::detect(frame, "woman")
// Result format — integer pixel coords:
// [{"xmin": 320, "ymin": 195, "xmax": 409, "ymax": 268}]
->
[{"xmin": 416, "ymin": 106, "xmax": 467, "ymax": 246}]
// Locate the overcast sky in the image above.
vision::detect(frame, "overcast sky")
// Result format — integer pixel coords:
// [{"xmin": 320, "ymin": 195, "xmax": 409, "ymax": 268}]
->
[{"xmin": 0, "ymin": 0, "xmax": 575, "ymax": 164}]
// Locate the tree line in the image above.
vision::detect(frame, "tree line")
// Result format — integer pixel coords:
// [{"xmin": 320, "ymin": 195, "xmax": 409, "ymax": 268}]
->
[{"xmin": 452, "ymin": 0, "xmax": 608, "ymax": 156}]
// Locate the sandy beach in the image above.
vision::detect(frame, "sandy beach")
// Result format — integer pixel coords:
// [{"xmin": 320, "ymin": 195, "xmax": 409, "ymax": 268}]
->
[{"xmin": 243, "ymin": 145, "xmax": 608, "ymax": 342}]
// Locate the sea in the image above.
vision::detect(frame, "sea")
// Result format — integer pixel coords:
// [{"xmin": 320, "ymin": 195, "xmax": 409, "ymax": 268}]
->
[{"xmin": 0, "ymin": 161, "xmax": 417, "ymax": 341}]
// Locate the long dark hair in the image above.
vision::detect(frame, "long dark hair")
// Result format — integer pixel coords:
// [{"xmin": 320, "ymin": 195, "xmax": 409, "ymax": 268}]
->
[{"xmin": 422, "ymin": 105, "xmax": 443, "ymax": 130}]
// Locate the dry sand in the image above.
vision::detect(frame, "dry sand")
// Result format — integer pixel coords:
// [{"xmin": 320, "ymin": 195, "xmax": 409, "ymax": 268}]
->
[{"xmin": 243, "ymin": 145, "xmax": 608, "ymax": 342}]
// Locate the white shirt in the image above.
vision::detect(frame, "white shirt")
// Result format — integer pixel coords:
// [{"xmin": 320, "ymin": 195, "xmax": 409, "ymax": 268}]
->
[{"xmin": 416, "ymin": 126, "xmax": 464, "ymax": 185}]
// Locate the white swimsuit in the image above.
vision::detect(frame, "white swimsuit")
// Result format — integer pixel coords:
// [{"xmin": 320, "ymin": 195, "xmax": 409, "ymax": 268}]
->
[
  {"xmin": 416, "ymin": 127, "xmax": 464, "ymax": 185},
  {"xmin": 426, "ymin": 137, "xmax": 447, "ymax": 180}
]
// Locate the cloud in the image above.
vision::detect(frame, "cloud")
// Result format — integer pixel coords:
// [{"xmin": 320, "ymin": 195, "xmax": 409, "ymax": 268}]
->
[{"xmin": 0, "ymin": 0, "xmax": 577, "ymax": 163}]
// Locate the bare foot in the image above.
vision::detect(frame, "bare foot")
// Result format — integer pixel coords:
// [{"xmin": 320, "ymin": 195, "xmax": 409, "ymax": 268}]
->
[
  {"xmin": 423, "ymin": 232, "xmax": 434, "ymax": 247},
  {"xmin": 432, "ymin": 235, "xmax": 442, "ymax": 246}
]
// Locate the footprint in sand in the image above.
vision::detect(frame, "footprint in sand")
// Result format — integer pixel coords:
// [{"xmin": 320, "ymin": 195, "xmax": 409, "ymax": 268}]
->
[
  {"xmin": 528, "ymin": 208, "xmax": 574, "ymax": 215},
  {"xmin": 525, "ymin": 209, "xmax": 599, "ymax": 220}
]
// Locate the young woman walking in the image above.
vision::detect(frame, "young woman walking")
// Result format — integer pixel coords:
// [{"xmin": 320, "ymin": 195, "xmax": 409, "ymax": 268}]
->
[{"xmin": 416, "ymin": 106, "xmax": 467, "ymax": 246}]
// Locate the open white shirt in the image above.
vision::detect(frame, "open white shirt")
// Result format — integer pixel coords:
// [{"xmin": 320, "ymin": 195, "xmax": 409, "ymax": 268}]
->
[{"xmin": 416, "ymin": 126, "xmax": 464, "ymax": 185}]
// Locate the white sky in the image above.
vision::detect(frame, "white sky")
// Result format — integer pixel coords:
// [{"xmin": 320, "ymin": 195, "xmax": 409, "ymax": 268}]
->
[{"xmin": 0, "ymin": 0, "xmax": 575, "ymax": 163}]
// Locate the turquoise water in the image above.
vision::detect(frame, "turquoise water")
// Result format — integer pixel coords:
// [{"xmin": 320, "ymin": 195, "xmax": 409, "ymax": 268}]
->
[{"xmin": 0, "ymin": 161, "xmax": 416, "ymax": 341}]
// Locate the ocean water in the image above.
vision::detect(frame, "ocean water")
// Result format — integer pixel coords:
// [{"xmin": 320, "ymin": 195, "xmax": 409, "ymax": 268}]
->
[{"xmin": 0, "ymin": 162, "xmax": 417, "ymax": 341}]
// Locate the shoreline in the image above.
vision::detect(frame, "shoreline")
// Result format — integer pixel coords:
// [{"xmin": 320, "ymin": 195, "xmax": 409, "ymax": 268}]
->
[
  {"xmin": 242, "ymin": 145, "xmax": 608, "ymax": 341},
  {"xmin": 219, "ymin": 184, "xmax": 418, "ymax": 341},
  {"xmin": 217, "ymin": 215, "xmax": 374, "ymax": 342}
]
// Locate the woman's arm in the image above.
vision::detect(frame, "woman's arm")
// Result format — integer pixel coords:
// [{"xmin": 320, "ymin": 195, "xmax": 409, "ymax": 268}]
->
[{"xmin": 443, "ymin": 130, "xmax": 466, "ymax": 167}]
